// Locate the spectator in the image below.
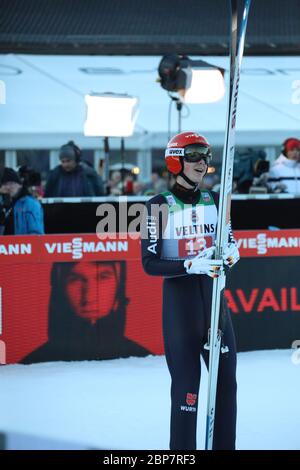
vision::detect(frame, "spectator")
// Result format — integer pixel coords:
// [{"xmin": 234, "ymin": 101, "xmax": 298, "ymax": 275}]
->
[
  {"xmin": 233, "ymin": 148, "xmax": 268, "ymax": 193},
  {"xmin": 132, "ymin": 181, "xmax": 145, "ymax": 196},
  {"xmin": 123, "ymin": 175, "xmax": 134, "ymax": 195},
  {"xmin": 18, "ymin": 165, "xmax": 44, "ymax": 199},
  {"xmin": 203, "ymin": 173, "xmax": 220, "ymax": 191},
  {"xmin": 268, "ymin": 138, "xmax": 300, "ymax": 193},
  {"xmin": 0, "ymin": 167, "xmax": 44, "ymax": 235},
  {"xmin": 44, "ymin": 141, "xmax": 104, "ymax": 197},
  {"xmin": 150, "ymin": 171, "xmax": 160, "ymax": 188},
  {"xmin": 143, "ymin": 171, "xmax": 168, "ymax": 196},
  {"xmin": 108, "ymin": 170, "xmax": 123, "ymax": 195},
  {"xmin": 154, "ymin": 178, "xmax": 168, "ymax": 194}
]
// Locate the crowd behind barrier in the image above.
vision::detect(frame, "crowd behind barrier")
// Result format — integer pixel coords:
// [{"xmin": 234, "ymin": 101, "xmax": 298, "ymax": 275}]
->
[{"xmin": 1, "ymin": 138, "xmax": 299, "ymax": 202}]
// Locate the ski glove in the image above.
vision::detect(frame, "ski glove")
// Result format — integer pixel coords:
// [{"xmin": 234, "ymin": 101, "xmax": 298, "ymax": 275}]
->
[
  {"xmin": 184, "ymin": 246, "xmax": 223, "ymax": 278},
  {"xmin": 223, "ymin": 242, "xmax": 240, "ymax": 268}
]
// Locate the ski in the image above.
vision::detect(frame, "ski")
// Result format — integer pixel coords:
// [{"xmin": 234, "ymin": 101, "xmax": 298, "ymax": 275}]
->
[{"xmin": 205, "ymin": 0, "xmax": 251, "ymax": 450}]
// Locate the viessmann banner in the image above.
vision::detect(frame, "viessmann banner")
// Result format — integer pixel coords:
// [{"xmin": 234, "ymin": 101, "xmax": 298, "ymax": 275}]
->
[{"xmin": 0, "ymin": 229, "xmax": 299, "ymax": 364}]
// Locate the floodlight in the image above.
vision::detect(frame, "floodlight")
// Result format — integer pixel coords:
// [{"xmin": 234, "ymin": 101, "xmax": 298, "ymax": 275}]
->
[
  {"xmin": 84, "ymin": 92, "xmax": 139, "ymax": 137},
  {"xmin": 158, "ymin": 55, "xmax": 225, "ymax": 103}
]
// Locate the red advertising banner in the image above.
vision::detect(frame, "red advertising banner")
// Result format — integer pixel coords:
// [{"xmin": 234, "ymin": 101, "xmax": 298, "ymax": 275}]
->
[
  {"xmin": 0, "ymin": 233, "xmax": 141, "ymax": 264},
  {"xmin": 235, "ymin": 229, "xmax": 300, "ymax": 257},
  {"xmin": 1, "ymin": 230, "xmax": 299, "ymax": 265},
  {"xmin": 0, "ymin": 230, "xmax": 300, "ymax": 364},
  {"xmin": 0, "ymin": 233, "xmax": 161, "ymax": 364}
]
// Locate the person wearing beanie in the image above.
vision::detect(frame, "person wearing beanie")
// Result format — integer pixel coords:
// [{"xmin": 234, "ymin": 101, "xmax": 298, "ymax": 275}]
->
[
  {"xmin": 268, "ymin": 138, "xmax": 300, "ymax": 193},
  {"xmin": 44, "ymin": 141, "xmax": 104, "ymax": 197},
  {"xmin": 0, "ymin": 167, "xmax": 44, "ymax": 235}
]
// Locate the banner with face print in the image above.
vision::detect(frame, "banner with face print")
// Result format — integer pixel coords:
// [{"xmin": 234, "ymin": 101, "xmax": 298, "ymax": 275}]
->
[
  {"xmin": 0, "ymin": 230, "xmax": 299, "ymax": 363},
  {"xmin": 0, "ymin": 234, "xmax": 163, "ymax": 364}
]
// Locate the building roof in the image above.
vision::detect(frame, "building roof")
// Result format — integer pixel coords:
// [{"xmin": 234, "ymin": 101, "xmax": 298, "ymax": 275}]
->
[{"xmin": 1, "ymin": 0, "xmax": 300, "ymax": 55}]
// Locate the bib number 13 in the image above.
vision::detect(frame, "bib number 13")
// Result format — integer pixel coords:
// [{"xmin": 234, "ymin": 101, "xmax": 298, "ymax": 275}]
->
[{"xmin": 179, "ymin": 236, "xmax": 213, "ymax": 257}]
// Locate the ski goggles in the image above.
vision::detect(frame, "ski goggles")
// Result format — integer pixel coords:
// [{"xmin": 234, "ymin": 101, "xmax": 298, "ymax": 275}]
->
[{"xmin": 183, "ymin": 144, "xmax": 212, "ymax": 164}]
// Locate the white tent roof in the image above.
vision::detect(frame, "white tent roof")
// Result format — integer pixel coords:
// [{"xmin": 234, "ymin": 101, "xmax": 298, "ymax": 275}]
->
[{"xmin": 0, "ymin": 54, "xmax": 299, "ymax": 148}]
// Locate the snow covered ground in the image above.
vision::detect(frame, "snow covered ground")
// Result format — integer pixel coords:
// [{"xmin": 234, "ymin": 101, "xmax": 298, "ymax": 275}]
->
[{"xmin": 0, "ymin": 349, "xmax": 299, "ymax": 450}]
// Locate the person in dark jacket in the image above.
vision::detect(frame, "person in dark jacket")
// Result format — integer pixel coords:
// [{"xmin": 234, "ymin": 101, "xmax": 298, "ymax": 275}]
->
[
  {"xmin": 21, "ymin": 260, "xmax": 150, "ymax": 363},
  {"xmin": 141, "ymin": 132, "xmax": 239, "ymax": 450},
  {"xmin": 0, "ymin": 167, "xmax": 44, "ymax": 235},
  {"xmin": 44, "ymin": 141, "xmax": 104, "ymax": 197}
]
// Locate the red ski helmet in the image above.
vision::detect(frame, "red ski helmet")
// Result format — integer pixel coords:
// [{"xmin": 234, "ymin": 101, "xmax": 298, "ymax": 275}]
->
[
  {"xmin": 282, "ymin": 137, "xmax": 300, "ymax": 155},
  {"xmin": 165, "ymin": 132, "xmax": 212, "ymax": 175}
]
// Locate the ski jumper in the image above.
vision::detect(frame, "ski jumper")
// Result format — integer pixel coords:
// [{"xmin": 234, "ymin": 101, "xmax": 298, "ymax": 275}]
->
[{"xmin": 141, "ymin": 183, "xmax": 237, "ymax": 450}]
